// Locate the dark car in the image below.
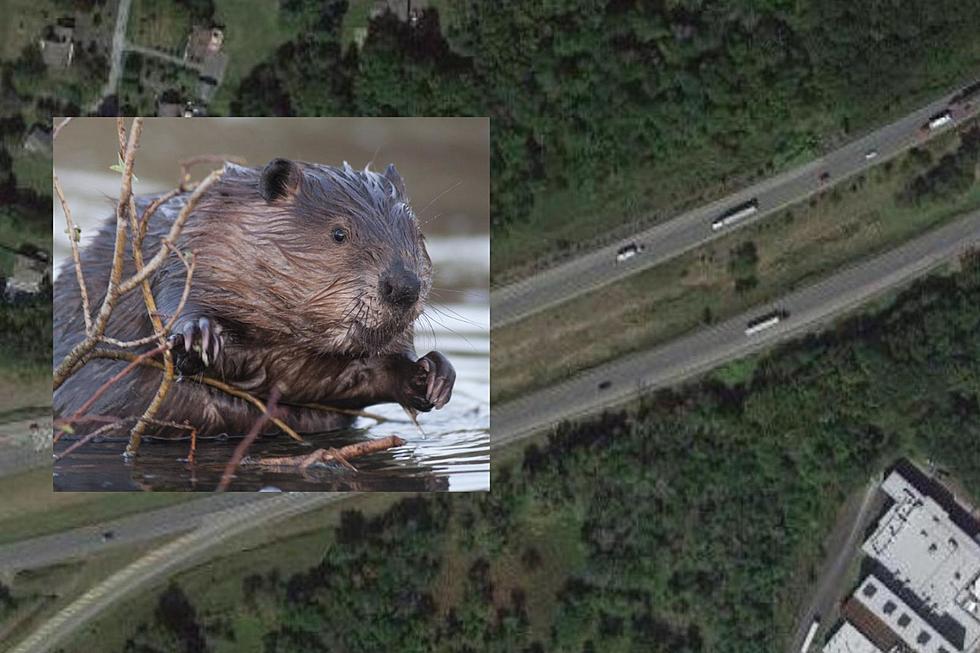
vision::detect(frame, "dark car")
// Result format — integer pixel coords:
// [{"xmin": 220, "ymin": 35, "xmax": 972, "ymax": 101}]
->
[{"xmin": 598, "ymin": 380, "xmax": 612, "ymax": 390}]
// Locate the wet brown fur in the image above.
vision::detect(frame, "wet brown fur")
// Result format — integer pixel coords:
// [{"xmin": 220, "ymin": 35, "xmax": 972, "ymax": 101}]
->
[{"xmin": 53, "ymin": 160, "xmax": 445, "ymax": 438}]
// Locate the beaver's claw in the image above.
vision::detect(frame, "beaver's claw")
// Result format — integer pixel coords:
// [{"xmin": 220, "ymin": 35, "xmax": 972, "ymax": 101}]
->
[
  {"xmin": 416, "ymin": 351, "xmax": 455, "ymax": 410},
  {"xmin": 169, "ymin": 316, "xmax": 224, "ymax": 375}
]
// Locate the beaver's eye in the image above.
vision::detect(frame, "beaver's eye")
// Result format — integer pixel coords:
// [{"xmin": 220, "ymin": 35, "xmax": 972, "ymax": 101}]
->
[{"xmin": 332, "ymin": 228, "xmax": 348, "ymax": 243}]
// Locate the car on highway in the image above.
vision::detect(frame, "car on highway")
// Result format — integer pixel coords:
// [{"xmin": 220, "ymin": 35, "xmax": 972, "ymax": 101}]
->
[
  {"xmin": 818, "ymin": 171, "xmax": 831, "ymax": 185},
  {"xmin": 598, "ymin": 380, "xmax": 612, "ymax": 390},
  {"xmin": 615, "ymin": 243, "xmax": 643, "ymax": 262},
  {"xmin": 744, "ymin": 309, "xmax": 790, "ymax": 336},
  {"xmin": 925, "ymin": 110, "xmax": 953, "ymax": 131},
  {"xmin": 864, "ymin": 149, "xmax": 878, "ymax": 160},
  {"xmin": 711, "ymin": 198, "xmax": 759, "ymax": 231},
  {"xmin": 101, "ymin": 530, "xmax": 115, "ymax": 542}
]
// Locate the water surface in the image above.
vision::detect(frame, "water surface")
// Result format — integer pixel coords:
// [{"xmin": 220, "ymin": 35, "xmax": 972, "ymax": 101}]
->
[{"xmin": 53, "ymin": 299, "xmax": 490, "ymax": 492}]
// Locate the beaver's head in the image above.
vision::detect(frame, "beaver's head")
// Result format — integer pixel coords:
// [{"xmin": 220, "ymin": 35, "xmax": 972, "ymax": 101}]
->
[{"xmin": 193, "ymin": 158, "xmax": 432, "ymax": 356}]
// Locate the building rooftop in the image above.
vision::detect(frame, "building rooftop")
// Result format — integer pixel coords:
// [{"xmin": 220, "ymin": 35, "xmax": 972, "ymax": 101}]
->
[
  {"xmin": 822, "ymin": 620, "xmax": 882, "ymax": 653},
  {"xmin": 853, "ymin": 573, "xmax": 958, "ymax": 653},
  {"xmin": 864, "ymin": 472, "xmax": 980, "ymax": 615}
]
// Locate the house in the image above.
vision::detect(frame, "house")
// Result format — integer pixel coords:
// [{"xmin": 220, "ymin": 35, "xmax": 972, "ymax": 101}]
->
[
  {"xmin": 5, "ymin": 253, "xmax": 49, "ymax": 302},
  {"xmin": 23, "ymin": 125, "xmax": 53, "ymax": 154},
  {"xmin": 183, "ymin": 26, "xmax": 228, "ymax": 102},
  {"xmin": 183, "ymin": 27, "xmax": 224, "ymax": 64},
  {"xmin": 370, "ymin": 0, "xmax": 428, "ymax": 24},
  {"xmin": 39, "ymin": 22, "xmax": 75, "ymax": 68}
]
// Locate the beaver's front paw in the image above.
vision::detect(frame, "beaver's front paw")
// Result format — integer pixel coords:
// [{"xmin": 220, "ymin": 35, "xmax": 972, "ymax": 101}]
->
[
  {"xmin": 416, "ymin": 351, "xmax": 455, "ymax": 410},
  {"xmin": 168, "ymin": 316, "xmax": 225, "ymax": 376}
]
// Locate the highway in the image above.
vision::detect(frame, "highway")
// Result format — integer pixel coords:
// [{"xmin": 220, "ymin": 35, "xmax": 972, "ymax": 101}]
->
[
  {"xmin": 7, "ymin": 89, "xmax": 980, "ymax": 649},
  {"xmin": 5, "ymin": 216, "xmax": 979, "ymax": 653},
  {"xmin": 0, "ymin": 493, "xmax": 264, "ymax": 573},
  {"xmin": 491, "ymin": 85, "xmax": 979, "ymax": 328},
  {"xmin": 5, "ymin": 493, "xmax": 346, "ymax": 653},
  {"xmin": 490, "ymin": 208, "xmax": 980, "ymax": 447}
]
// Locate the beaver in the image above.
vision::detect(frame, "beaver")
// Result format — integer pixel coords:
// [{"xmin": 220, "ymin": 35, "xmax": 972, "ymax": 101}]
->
[{"xmin": 54, "ymin": 158, "xmax": 455, "ymax": 438}]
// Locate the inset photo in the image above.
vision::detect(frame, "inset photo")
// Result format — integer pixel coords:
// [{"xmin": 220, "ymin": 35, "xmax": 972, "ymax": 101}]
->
[{"xmin": 52, "ymin": 117, "xmax": 489, "ymax": 492}]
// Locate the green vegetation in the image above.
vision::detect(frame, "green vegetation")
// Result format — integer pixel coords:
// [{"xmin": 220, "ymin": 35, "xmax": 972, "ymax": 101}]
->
[
  {"xmin": 492, "ymin": 119, "xmax": 980, "ymax": 403},
  {"xmin": 0, "ymin": 467, "xmax": 195, "ymax": 545},
  {"xmin": 127, "ymin": 0, "xmax": 212, "ymax": 55},
  {"xmin": 117, "ymin": 51, "xmax": 202, "ymax": 114},
  {"xmin": 206, "ymin": 0, "xmax": 300, "ymax": 116},
  {"xmin": 228, "ymin": 0, "xmax": 980, "ymax": 282},
  {"xmin": 60, "ymin": 254, "xmax": 980, "ymax": 652}
]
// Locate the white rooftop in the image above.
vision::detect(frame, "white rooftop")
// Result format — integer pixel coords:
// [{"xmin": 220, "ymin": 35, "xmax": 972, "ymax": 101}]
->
[
  {"xmin": 864, "ymin": 472, "xmax": 980, "ymax": 614},
  {"xmin": 822, "ymin": 621, "xmax": 882, "ymax": 653},
  {"xmin": 854, "ymin": 573, "xmax": 958, "ymax": 653}
]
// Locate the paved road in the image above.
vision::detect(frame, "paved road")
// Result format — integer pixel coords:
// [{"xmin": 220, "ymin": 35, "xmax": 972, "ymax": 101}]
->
[
  {"xmin": 7, "ymin": 207, "xmax": 980, "ymax": 650},
  {"xmin": 97, "ymin": 0, "xmax": 134, "ymax": 106},
  {"xmin": 491, "ymin": 208, "xmax": 980, "ymax": 447},
  {"xmin": 5, "ymin": 493, "xmax": 346, "ymax": 653},
  {"xmin": 0, "ymin": 493, "xmax": 265, "ymax": 573},
  {"xmin": 786, "ymin": 477, "xmax": 882, "ymax": 653},
  {"xmin": 124, "ymin": 44, "xmax": 204, "ymax": 72},
  {"xmin": 492, "ymin": 85, "xmax": 979, "ymax": 328}
]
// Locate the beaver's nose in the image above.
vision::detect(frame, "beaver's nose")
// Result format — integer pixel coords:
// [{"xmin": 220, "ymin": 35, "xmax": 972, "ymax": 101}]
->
[{"xmin": 380, "ymin": 264, "xmax": 420, "ymax": 309}]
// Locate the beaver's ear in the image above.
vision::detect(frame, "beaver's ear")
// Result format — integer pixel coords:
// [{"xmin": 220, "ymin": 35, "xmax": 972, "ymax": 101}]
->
[
  {"xmin": 384, "ymin": 163, "xmax": 405, "ymax": 197},
  {"xmin": 260, "ymin": 158, "xmax": 302, "ymax": 202}
]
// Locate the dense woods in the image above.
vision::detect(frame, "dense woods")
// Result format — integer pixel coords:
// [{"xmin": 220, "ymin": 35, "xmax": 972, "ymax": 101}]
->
[
  {"xmin": 111, "ymin": 252, "xmax": 980, "ymax": 651},
  {"xmin": 228, "ymin": 0, "xmax": 980, "ymax": 275}
]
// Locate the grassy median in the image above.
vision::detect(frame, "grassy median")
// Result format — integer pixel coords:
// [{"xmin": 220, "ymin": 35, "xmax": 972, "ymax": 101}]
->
[{"xmin": 492, "ymin": 118, "xmax": 980, "ymax": 404}]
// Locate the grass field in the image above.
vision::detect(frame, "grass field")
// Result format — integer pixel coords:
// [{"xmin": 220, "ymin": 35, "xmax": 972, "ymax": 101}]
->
[
  {"xmin": 492, "ymin": 120, "xmax": 980, "ymax": 404},
  {"xmin": 0, "ymin": 467, "xmax": 195, "ymax": 546},
  {"xmin": 492, "ymin": 68, "xmax": 980, "ymax": 285},
  {"xmin": 11, "ymin": 150, "xmax": 51, "ymax": 197},
  {"xmin": 62, "ymin": 492, "xmax": 395, "ymax": 652},
  {"xmin": 126, "ymin": 0, "xmax": 192, "ymax": 55},
  {"xmin": 0, "ymin": 0, "xmax": 57, "ymax": 61},
  {"xmin": 0, "ymin": 537, "xmax": 176, "ymax": 651},
  {"xmin": 207, "ymin": 0, "xmax": 301, "ymax": 116}
]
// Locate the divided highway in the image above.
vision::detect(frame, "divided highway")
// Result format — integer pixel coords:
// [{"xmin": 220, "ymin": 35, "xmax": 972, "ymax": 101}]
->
[
  {"xmin": 492, "ymin": 86, "xmax": 979, "ymax": 328},
  {"xmin": 7, "ymin": 213, "xmax": 980, "ymax": 653},
  {"xmin": 491, "ymin": 208, "xmax": 980, "ymax": 447}
]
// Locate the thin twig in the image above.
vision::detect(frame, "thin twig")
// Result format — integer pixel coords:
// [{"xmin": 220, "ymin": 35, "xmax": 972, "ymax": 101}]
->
[
  {"xmin": 53, "ymin": 158, "xmax": 221, "ymax": 389},
  {"xmin": 53, "ymin": 118, "xmax": 145, "ymax": 388},
  {"xmin": 138, "ymin": 188, "xmax": 180, "ymax": 242},
  {"xmin": 98, "ymin": 243, "xmax": 193, "ymax": 349},
  {"xmin": 55, "ymin": 343, "xmax": 170, "ymax": 445},
  {"xmin": 293, "ymin": 401, "xmax": 390, "ymax": 421},
  {"xmin": 55, "ymin": 422, "xmax": 120, "ymax": 461},
  {"xmin": 252, "ymin": 436, "xmax": 407, "ymax": 471},
  {"xmin": 53, "ymin": 172, "xmax": 92, "ymax": 333},
  {"xmin": 216, "ymin": 390, "xmax": 281, "ymax": 491},
  {"xmin": 179, "ymin": 154, "xmax": 246, "ymax": 191},
  {"xmin": 87, "ymin": 349, "xmax": 306, "ymax": 444},
  {"xmin": 53, "ymin": 117, "xmax": 72, "ymax": 140},
  {"xmin": 115, "ymin": 168, "xmax": 221, "ymax": 297},
  {"xmin": 125, "ymin": 190, "xmax": 175, "ymax": 457},
  {"xmin": 116, "ymin": 117, "xmax": 127, "ymax": 161}
]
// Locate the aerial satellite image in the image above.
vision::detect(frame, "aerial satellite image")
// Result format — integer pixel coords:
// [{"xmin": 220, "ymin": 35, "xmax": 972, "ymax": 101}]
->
[{"xmin": 1, "ymin": 0, "xmax": 979, "ymax": 651}]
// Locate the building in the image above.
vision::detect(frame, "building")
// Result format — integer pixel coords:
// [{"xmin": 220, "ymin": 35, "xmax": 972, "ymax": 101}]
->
[
  {"xmin": 821, "ymin": 467, "xmax": 980, "ymax": 653},
  {"xmin": 822, "ymin": 621, "xmax": 882, "ymax": 653},
  {"xmin": 5, "ymin": 253, "xmax": 49, "ymax": 302},
  {"xmin": 183, "ymin": 27, "xmax": 224, "ymax": 64},
  {"xmin": 370, "ymin": 0, "xmax": 428, "ymax": 24},
  {"xmin": 853, "ymin": 574, "xmax": 959, "ymax": 653},
  {"xmin": 39, "ymin": 22, "xmax": 75, "ymax": 68},
  {"xmin": 22, "ymin": 125, "xmax": 52, "ymax": 154}
]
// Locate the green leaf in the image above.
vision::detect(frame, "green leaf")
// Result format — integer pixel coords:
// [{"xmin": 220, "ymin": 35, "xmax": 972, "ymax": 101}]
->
[{"xmin": 109, "ymin": 153, "xmax": 139, "ymax": 182}]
